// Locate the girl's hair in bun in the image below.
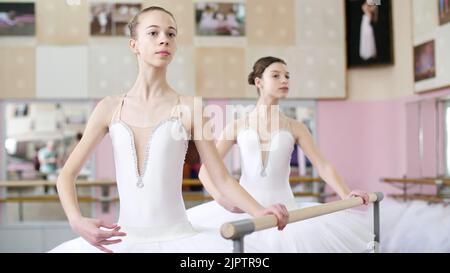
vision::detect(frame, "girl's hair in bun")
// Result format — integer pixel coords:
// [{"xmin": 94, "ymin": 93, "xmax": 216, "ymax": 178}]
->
[{"xmin": 248, "ymin": 56, "xmax": 286, "ymax": 95}]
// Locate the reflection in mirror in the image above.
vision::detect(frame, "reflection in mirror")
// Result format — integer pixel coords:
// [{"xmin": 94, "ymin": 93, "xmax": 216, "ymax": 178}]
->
[
  {"xmin": 3, "ymin": 100, "xmax": 96, "ymax": 222},
  {"xmin": 5, "ymin": 101, "xmax": 94, "ymax": 181},
  {"xmin": 443, "ymin": 98, "xmax": 450, "ymax": 176},
  {"xmin": 439, "ymin": 97, "xmax": 450, "ymax": 197},
  {"xmin": 406, "ymin": 98, "xmax": 444, "ymax": 178},
  {"xmin": 280, "ymin": 101, "xmax": 317, "ymax": 195},
  {"xmin": 225, "ymin": 99, "xmax": 317, "ymax": 179},
  {"xmin": 179, "ymin": 100, "xmax": 316, "ymax": 206},
  {"xmin": 404, "ymin": 96, "xmax": 449, "ymax": 198}
]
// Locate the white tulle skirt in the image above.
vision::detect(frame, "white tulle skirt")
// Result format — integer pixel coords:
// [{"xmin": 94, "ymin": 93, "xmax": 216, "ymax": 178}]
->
[
  {"xmin": 49, "ymin": 222, "xmax": 234, "ymax": 253},
  {"xmin": 50, "ymin": 198, "xmax": 450, "ymax": 253},
  {"xmin": 187, "ymin": 200, "xmax": 375, "ymax": 253},
  {"xmin": 379, "ymin": 198, "xmax": 450, "ymax": 253}
]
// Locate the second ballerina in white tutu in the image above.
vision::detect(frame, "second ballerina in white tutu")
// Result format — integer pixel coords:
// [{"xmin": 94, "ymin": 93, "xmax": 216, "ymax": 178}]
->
[{"xmin": 187, "ymin": 56, "xmax": 375, "ymax": 253}]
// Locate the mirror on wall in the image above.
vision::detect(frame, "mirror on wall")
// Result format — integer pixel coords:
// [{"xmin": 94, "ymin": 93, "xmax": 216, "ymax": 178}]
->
[
  {"xmin": 223, "ymin": 99, "xmax": 317, "ymax": 178},
  {"xmin": 393, "ymin": 95, "xmax": 450, "ymax": 201},
  {"xmin": 406, "ymin": 96, "xmax": 446, "ymax": 178},
  {"xmin": 1, "ymin": 100, "xmax": 98, "ymax": 223},
  {"xmin": 442, "ymin": 98, "xmax": 450, "ymax": 177},
  {"xmin": 3, "ymin": 100, "xmax": 95, "ymax": 182},
  {"xmin": 181, "ymin": 99, "xmax": 317, "ymax": 181},
  {"xmin": 179, "ymin": 99, "xmax": 317, "ymax": 200}
]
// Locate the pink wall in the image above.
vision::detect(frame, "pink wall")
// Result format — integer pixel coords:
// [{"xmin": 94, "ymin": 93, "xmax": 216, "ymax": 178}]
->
[
  {"xmin": 205, "ymin": 99, "xmax": 228, "ymax": 140},
  {"xmin": 0, "ymin": 102, "xmax": 4, "ymax": 224},
  {"xmin": 406, "ymin": 102, "xmax": 421, "ymax": 177},
  {"xmin": 406, "ymin": 88, "xmax": 450, "ymax": 178},
  {"xmin": 0, "ymin": 103, "xmax": 3, "ymax": 177},
  {"xmin": 421, "ymin": 99, "xmax": 437, "ymax": 177},
  {"xmin": 93, "ymin": 133, "xmax": 117, "ymax": 223},
  {"xmin": 205, "ymin": 99, "xmax": 242, "ymax": 172},
  {"xmin": 437, "ymin": 101, "xmax": 446, "ymax": 176},
  {"xmin": 316, "ymin": 99, "xmax": 406, "ymax": 195},
  {"xmin": 316, "ymin": 87, "xmax": 450, "ymax": 196},
  {"xmin": 95, "ymin": 135, "xmax": 115, "ymax": 180}
]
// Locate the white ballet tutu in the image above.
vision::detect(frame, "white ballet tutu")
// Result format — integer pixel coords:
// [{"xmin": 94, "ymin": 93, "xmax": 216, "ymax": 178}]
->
[
  {"xmin": 378, "ymin": 198, "xmax": 450, "ymax": 253},
  {"xmin": 50, "ymin": 222, "xmax": 234, "ymax": 253},
  {"xmin": 188, "ymin": 200, "xmax": 375, "ymax": 253},
  {"xmin": 50, "ymin": 115, "xmax": 235, "ymax": 253}
]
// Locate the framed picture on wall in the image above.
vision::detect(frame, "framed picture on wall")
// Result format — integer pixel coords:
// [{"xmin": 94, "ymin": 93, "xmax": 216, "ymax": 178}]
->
[
  {"xmin": 414, "ymin": 40, "xmax": 436, "ymax": 82},
  {"xmin": 90, "ymin": 3, "xmax": 113, "ymax": 36},
  {"xmin": 439, "ymin": 0, "xmax": 450, "ymax": 25},
  {"xmin": 0, "ymin": 2, "xmax": 35, "ymax": 36},
  {"xmin": 112, "ymin": 3, "xmax": 141, "ymax": 36},
  {"xmin": 90, "ymin": 3, "xmax": 141, "ymax": 36},
  {"xmin": 195, "ymin": 2, "xmax": 245, "ymax": 36},
  {"xmin": 346, "ymin": 0, "xmax": 394, "ymax": 67}
]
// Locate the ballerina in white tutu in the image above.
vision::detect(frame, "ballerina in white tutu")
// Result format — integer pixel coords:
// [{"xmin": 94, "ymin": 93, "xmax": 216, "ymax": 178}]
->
[
  {"xmin": 359, "ymin": 1, "xmax": 377, "ymax": 61},
  {"xmin": 187, "ymin": 56, "xmax": 375, "ymax": 253},
  {"xmin": 50, "ymin": 7, "xmax": 289, "ymax": 253}
]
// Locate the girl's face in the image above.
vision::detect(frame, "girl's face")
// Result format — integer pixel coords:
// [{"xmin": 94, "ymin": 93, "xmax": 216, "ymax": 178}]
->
[
  {"xmin": 130, "ymin": 11, "xmax": 177, "ymax": 68},
  {"xmin": 256, "ymin": 62, "xmax": 290, "ymax": 99}
]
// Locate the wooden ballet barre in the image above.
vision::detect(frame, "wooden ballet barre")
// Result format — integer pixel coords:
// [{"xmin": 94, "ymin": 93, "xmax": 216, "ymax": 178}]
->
[
  {"xmin": 220, "ymin": 192, "xmax": 384, "ymax": 253},
  {"xmin": 0, "ymin": 195, "xmax": 101, "ymax": 203},
  {"xmin": 182, "ymin": 179, "xmax": 203, "ymax": 186},
  {"xmin": 381, "ymin": 177, "xmax": 450, "ymax": 202},
  {"xmin": 0, "ymin": 177, "xmax": 323, "ymax": 188},
  {"xmin": 381, "ymin": 178, "xmax": 450, "ymax": 186},
  {"xmin": 0, "ymin": 180, "xmax": 117, "ymax": 188},
  {"xmin": 389, "ymin": 193, "xmax": 449, "ymax": 203},
  {"xmin": 182, "ymin": 177, "xmax": 323, "ymax": 186},
  {"xmin": 289, "ymin": 177, "xmax": 322, "ymax": 184},
  {"xmin": 182, "ymin": 177, "xmax": 328, "ymax": 201},
  {"xmin": 293, "ymin": 192, "xmax": 336, "ymax": 199},
  {"xmin": 0, "ymin": 177, "xmax": 328, "ymax": 204},
  {"xmin": 182, "ymin": 192, "xmax": 213, "ymax": 201},
  {"xmin": 182, "ymin": 191, "xmax": 332, "ymax": 202}
]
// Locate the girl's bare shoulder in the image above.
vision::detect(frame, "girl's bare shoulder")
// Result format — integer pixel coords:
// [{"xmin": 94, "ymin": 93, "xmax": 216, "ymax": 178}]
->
[
  {"xmin": 98, "ymin": 95, "xmax": 124, "ymax": 110},
  {"xmin": 90, "ymin": 95, "xmax": 125, "ymax": 126}
]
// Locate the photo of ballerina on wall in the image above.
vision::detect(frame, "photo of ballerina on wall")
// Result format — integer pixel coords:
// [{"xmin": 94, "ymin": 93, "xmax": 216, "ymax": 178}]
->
[
  {"xmin": 90, "ymin": 3, "xmax": 141, "ymax": 36},
  {"xmin": 346, "ymin": 0, "xmax": 393, "ymax": 67}
]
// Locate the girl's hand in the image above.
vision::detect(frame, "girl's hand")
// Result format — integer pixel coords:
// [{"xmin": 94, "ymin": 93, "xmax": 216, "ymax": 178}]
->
[
  {"xmin": 347, "ymin": 190, "xmax": 370, "ymax": 205},
  {"xmin": 255, "ymin": 203, "xmax": 289, "ymax": 230},
  {"xmin": 70, "ymin": 217, "xmax": 127, "ymax": 253}
]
